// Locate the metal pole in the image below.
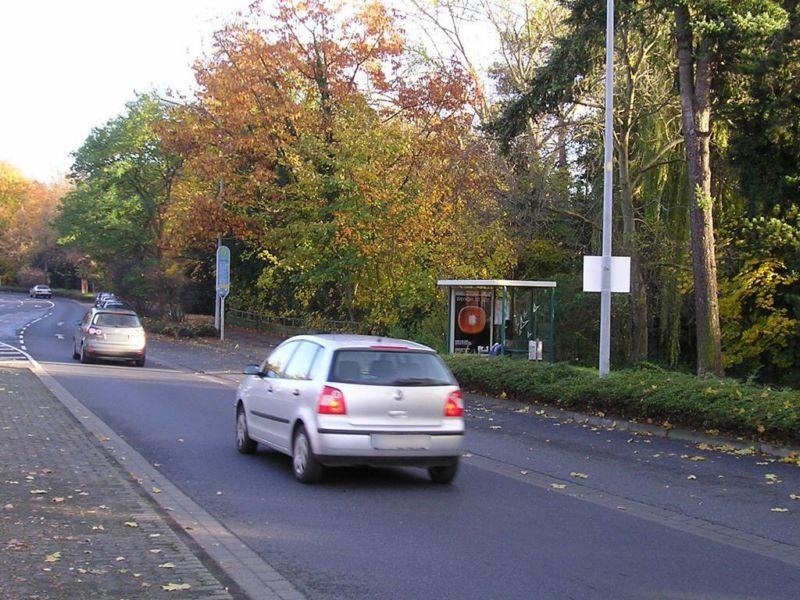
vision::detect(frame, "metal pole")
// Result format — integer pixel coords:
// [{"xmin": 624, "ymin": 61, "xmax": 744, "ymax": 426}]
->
[
  {"xmin": 214, "ymin": 236, "xmax": 221, "ymax": 331},
  {"xmin": 220, "ymin": 296, "xmax": 225, "ymax": 342},
  {"xmin": 599, "ymin": 0, "xmax": 615, "ymax": 377},
  {"xmin": 214, "ymin": 179, "xmax": 224, "ymax": 332}
]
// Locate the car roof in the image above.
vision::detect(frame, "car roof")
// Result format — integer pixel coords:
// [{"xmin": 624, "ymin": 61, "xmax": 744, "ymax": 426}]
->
[
  {"xmin": 285, "ymin": 333, "xmax": 434, "ymax": 352},
  {"xmin": 91, "ymin": 307, "xmax": 138, "ymax": 316}
]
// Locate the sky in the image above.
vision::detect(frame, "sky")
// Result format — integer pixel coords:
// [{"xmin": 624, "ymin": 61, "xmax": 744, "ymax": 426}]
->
[
  {"xmin": 0, "ymin": 1, "xmax": 498, "ymax": 184},
  {"xmin": 0, "ymin": 0, "xmax": 253, "ymax": 183}
]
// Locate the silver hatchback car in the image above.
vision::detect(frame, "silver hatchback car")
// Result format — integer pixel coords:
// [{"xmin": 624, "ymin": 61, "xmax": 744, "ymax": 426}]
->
[
  {"xmin": 235, "ymin": 334, "xmax": 465, "ymax": 484},
  {"xmin": 73, "ymin": 307, "xmax": 147, "ymax": 366}
]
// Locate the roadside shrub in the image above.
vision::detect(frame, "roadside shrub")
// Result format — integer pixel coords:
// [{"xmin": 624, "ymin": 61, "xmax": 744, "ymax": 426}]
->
[
  {"xmin": 443, "ymin": 354, "xmax": 800, "ymax": 445},
  {"xmin": 142, "ymin": 318, "xmax": 217, "ymax": 338}
]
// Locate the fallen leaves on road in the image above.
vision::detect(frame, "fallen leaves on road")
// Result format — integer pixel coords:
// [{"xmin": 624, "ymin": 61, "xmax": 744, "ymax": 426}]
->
[
  {"xmin": 771, "ymin": 507, "xmax": 789, "ymax": 513},
  {"xmin": 162, "ymin": 583, "xmax": 191, "ymax": 591},
  {"xmin": 780, "ymin": 454, "xmax": 800, "ymax": 466},
  {"xmin": 687, "ymin": 475, "xmax": 697, "ymax": 480},
  {"xmin": 124, "ymin": 521, "xmax": 139, "ymax": 528},
  {"xmin": 550, "ymin": 483, "xmax": 567, "ymax": 490},
  {"xmin": 570, "ymin": 472, "xmax": 589, "ymax": 479},
  {"xmin": 44, "ymin": 551, "xmax": 61, "ymax": 563},
  {"xmin": 159, "ymin": 562, "xmax": 176, "ymax": 569}
]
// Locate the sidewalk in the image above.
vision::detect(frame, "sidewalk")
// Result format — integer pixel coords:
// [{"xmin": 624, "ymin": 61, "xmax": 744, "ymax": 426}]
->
[{"xmin": 0, "ymin": 364, "xmax": 237, "ymax": 600}]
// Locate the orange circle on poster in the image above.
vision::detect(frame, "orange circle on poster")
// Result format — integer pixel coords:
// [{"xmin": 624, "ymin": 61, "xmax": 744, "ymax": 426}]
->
[{"xmin": 457, "ymin": 306, "xmax": 487, "ymax": 334}]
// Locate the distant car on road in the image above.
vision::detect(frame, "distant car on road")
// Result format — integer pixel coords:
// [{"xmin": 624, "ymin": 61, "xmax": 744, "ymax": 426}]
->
[
  {"xmin": 235, "ymin": 334, "xmax": 465, "ymax": 484},
  {"xmin": 29, "ymin": 285, "xmax": 52, "ymax": 299},
  {"xmin": 73, "ymin": 307, "xmax": 146, "ymax": 367},
  {"xmin": 98, "ymin": 297, "xmax": 130, "ymax": 310},
  {"xmin": 94, "ymin": 292, "xmax": 115, "ymax": 307}
]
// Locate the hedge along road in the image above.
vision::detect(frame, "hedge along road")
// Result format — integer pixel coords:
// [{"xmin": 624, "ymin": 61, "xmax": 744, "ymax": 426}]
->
[{"xmin": 14, "ymin": 292, "xmax": 800, "ymax": 600}]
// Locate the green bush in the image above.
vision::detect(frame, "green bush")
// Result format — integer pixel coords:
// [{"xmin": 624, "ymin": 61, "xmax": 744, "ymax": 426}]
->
[{"xmin": 443, "ymin": 354, "xmax": 800, "ymax": 446}]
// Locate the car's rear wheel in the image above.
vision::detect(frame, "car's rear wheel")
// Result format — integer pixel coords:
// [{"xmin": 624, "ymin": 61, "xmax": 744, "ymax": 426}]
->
[
  {"xmin": 79, "ymin": 344, "xmax": 92, "ymax": 364},
  {"xmin": 292, "ymin": 425, "xmax": 323, "ymax": 483},
  {"xmin": 428, "ymin": 459, "xmax": 459, "ymax": 484},
  {"xmin": 236, "ymin": 406, "xmax": 257, "ymax": 454}
]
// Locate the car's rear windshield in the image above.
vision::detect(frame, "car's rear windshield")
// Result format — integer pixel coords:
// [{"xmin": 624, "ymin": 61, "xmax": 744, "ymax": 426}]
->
[
  {"xmin": 329, "ymin": 349, "xmax": 456, "ymax": 386},
  {"xmin": 93, "ymin": 313, "xmax": 141, "ymax": 328}
]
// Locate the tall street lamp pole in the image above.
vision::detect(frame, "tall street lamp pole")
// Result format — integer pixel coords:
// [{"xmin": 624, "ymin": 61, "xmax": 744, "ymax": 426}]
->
[{"xmin": 599, "ymin": 0, "xmax": 615, "ymax": 377}]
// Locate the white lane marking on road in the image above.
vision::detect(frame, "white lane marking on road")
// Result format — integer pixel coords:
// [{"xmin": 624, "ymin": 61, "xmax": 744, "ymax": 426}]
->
[{"xmin": 0, "ymin": 342, "xmax": 29, "ymax": 363}]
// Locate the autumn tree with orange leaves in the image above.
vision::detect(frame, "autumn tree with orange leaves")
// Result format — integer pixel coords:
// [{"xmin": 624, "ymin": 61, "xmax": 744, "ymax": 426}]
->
[
  {"xmin": 163, "ymin": 0, "xmax": 514, "ymax": 331},
  {"xmin": 0, "ymin": 162, "xmax": 68, "ymax": 286}
]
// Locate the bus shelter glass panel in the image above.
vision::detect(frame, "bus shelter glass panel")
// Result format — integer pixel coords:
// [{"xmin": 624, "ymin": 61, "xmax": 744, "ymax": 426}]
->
[
  {"xmin": 453, "ymin": 289, "xmax": 493, "ymax": 353},
  {"xmin": 503, "ymin": 287, "xmax": 551, "ymax": 359}
]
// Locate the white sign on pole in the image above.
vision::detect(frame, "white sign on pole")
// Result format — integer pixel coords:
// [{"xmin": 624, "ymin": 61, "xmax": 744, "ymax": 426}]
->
[{"xmin": 583, "ymin": 256, "xmax": 631, "ymax": 293}]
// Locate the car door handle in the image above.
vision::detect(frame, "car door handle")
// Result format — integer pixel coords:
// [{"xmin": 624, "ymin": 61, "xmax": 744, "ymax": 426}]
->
[{"xmin": 291, "ymin": 389, "xmax": 300, "ymax": 396}]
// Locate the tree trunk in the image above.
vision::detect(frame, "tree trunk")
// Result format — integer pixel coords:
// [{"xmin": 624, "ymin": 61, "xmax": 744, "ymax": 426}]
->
[{"xmin": 674, "ymin": 6, "xmax": 723, "ymax": 376}]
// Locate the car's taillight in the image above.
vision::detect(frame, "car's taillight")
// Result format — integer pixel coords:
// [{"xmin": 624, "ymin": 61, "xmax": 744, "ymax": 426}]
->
[
  {"xmin": 87, "ymin": 326, "xmax": 103, "ymax": 337},
  {"xmin": 318, "ymin": 385, "xmax": 347, "ymax": 415},
  {"xmin": 444, "ymin": 390, "xmax": 464, "ymax": 417}
]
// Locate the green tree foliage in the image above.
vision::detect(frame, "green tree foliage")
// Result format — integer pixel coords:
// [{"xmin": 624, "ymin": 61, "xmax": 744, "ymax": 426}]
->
[
  {"xmin": 54, "ymin": 94, "xmax": 185, "ymax": 312},
  {"xmin": 719, "ymin": 206, "xmax": 800, "ymax": 383}
]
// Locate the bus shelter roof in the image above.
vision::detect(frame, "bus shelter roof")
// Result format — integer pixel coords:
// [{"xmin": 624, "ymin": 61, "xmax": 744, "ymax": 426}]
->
[{"xmin": 437, "ymin": 279, "xmax": 556, "ymax": 288}]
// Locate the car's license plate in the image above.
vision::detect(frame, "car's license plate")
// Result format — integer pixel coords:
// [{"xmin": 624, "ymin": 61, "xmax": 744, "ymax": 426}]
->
[{"xmin": 371, "ymin": 434, "xmax": 431, "ymax": 450}]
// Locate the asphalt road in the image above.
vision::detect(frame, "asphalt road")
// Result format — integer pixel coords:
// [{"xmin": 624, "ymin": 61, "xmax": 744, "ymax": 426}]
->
[{"xmin": 3, "ymin": 291, "xmax": 800, "ymax": 600}]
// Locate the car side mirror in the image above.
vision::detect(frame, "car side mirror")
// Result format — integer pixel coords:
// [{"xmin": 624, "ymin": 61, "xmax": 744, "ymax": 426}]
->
[{"xmin": 243, "ymin": 364, "xmax": 261, "ymax": 376}]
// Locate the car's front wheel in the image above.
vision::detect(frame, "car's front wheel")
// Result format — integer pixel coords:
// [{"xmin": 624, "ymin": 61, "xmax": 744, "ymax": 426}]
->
[
  {"xmin": 236, "ymin": 406, "xmax": 257, "ymax": 454},
  {"xmin": 428, "ymin": 459, "xmax": 459, "ymax": 484},
  {"xmin": 292, "ymin": 425, "xmax": 323, "ymax": 483}
]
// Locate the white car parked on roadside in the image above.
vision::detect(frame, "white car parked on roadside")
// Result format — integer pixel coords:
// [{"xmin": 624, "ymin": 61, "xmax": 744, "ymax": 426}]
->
[{"xmin": 235, "ymin": 334, "xmax": 465, "ymax": 484}]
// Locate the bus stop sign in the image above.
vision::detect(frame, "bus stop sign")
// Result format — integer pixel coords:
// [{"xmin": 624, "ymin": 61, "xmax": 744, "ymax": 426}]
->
[{"xmin": 216, "ymin": 245, "xmax": 230, "ymax": 298}]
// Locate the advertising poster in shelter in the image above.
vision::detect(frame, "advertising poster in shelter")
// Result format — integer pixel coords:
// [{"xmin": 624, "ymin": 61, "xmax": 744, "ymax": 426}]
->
[{"xmin": 453, "ymin": 289, "xmax": 492, "ymax": 352}]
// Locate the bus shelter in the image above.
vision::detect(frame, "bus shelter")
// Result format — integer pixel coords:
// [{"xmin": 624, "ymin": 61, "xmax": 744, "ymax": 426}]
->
[{"xmin": 437, "ymin": 279, "xmax": 556, "ymax": 361}]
